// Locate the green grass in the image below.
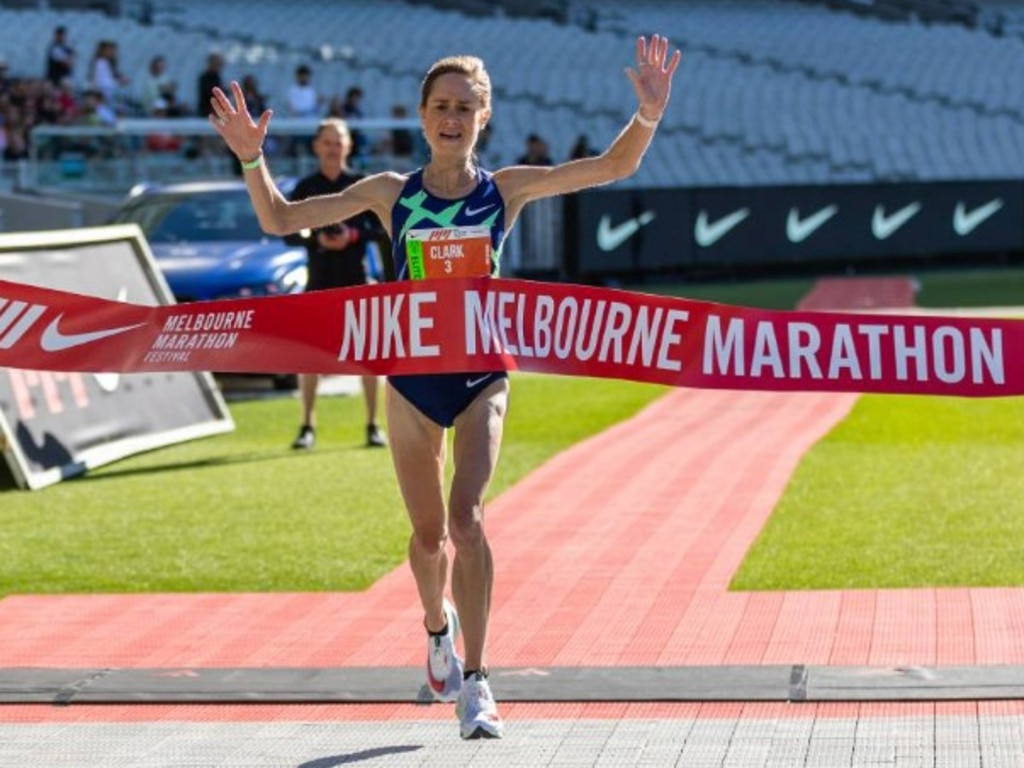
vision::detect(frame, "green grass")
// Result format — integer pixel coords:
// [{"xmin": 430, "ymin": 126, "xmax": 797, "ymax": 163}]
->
[
  {"xmin": 731, "ymin": 394, "xmax": 1024, "ymax": 590},
  {"xmin": 627, "ymin": 264, "xmax": 1024, "ymax": 311},
  {"xmin": 0, "ymin": 375, "xmax": 666, "ymax": 596},
  {"xmin": 912, "ymin": 267, "xmax": 1024, "ymax": 308},
  {"xmin": 626, "ymin": 277, "xmax": 813, "ymax": 310}
]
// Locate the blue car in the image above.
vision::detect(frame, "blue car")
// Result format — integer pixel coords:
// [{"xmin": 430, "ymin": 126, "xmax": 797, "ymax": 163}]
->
[
  {"xmin": 111, "ymin": 179, "xmax": 307, "ymax": 389},
  {"xmin": 112, "ymin": 179, "xmax": 307, "ymax": 301}
]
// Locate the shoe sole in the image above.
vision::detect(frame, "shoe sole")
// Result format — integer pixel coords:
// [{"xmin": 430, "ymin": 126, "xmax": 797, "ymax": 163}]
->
[{"xmin": 461, "ymin": 724, "xmax": 503, "ymax": 740}]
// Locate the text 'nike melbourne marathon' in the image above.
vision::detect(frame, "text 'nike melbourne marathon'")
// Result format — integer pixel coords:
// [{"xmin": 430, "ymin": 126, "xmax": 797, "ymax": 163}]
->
[{"xmin": 336, "ymin": 285, "xmax": 1005, "ymax": 388}]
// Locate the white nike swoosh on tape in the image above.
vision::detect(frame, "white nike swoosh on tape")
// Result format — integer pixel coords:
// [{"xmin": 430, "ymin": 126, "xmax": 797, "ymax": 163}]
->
[
  {"xmin": 596, "ymin": 211, "xmax": 656, "ymax": 252},
  {"xmin": 41, "ymin": 315, "xmax": 145, "ymax": 351},
  {"xmin": 871, "ymin": 202, "xmax": 921, "ymax": 240},
  {"xmin": 464, "ymin": 204, "xmax": 494, "ymax": 217},
  {"xmin": 786, "ymin": 204, "xmax": 838, "ymax": 243},
  {"xmin": 92, "ymin": 286, "xmax": 130, "ymax": 391},
  {"xmin": 694, "ymin": 208, "xmax": 749, "ymax": 247},
  {"xmin": 465, "ymin": 374, "xmax": 492, "ymax": 389},
  {"xmin": 953, "ymin": 198, "xmax": 1003, "ymax": 236}
]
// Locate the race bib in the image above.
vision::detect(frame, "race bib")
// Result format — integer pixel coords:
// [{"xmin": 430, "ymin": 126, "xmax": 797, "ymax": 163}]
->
[{"xmin": 406, "ymin": 226, "xmax": 492, "ymax": 280}]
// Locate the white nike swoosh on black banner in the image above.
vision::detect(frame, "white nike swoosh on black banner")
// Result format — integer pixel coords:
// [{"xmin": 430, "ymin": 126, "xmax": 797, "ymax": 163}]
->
[
  {"xmin": 786, "ymin": 205, "xmax": 838, "ymax": 243},
  {"xmin": 596, "ymin": 211, "xmax": 656, "ymax": 252},
  {"xmin": 871, "ymin": 202, "xmax": 921, "ymax": 240},
  {"xmin": 953, "ymin": 199, "xmax": 1003, "ymax": 236},
  {"xmin": 694, "ymin": 208, "xmax": 749, "ymax": 247}
]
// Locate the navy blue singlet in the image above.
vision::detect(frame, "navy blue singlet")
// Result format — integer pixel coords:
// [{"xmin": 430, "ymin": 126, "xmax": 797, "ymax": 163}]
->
[{"xmin": 388, "ymin": 168, "xmax": 508, "ymax": 427}]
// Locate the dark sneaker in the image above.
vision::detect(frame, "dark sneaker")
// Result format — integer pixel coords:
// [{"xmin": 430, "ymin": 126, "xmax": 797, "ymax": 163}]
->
[
  {"xmin": 291, "ymin": 425, "xmax": 315, "ymax": 450},
  {"xmin": 366, "ymin": 424, "xmax": 387, "ymax": 448}
]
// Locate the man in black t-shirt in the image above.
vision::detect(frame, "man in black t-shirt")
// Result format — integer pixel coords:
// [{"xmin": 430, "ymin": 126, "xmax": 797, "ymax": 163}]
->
[{"xmin": 286, "ymin": 119, "xmax": 387, "ymax": 450}]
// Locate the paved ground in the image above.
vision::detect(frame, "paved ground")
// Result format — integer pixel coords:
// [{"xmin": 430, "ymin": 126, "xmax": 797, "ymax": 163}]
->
[{"xmin": 3, "ymin": 284, "xmax": 1023, "ymax": 766}]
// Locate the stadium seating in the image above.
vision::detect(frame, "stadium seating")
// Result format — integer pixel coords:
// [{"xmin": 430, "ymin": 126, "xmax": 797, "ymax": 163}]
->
[{"xmin": 1, "ymin": 0, "xmax": 1023, "ymax": 188}]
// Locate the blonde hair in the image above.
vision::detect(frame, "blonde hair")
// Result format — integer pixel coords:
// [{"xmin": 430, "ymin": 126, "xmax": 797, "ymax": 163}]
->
[
  {"xmin": 420, "ymin": 55, "xmax": 492, "ymax": 112},
  {"xmin": 315, "ymin": 117, "xmax": 351, "ymax": 142}
]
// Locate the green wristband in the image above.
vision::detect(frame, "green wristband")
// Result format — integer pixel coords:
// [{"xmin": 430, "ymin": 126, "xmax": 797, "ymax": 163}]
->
[{"xmin": 240, "ymin": 153, "xmax": 263, "ymax": 171}]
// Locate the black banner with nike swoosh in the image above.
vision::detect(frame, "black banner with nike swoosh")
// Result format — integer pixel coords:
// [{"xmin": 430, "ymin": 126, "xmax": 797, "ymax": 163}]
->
[
  {"xmin": 576, "ymin": 188, "xmax": 693, "ymax": 275},
  {"xmin": 569, "ymin": 179, "xmax": 1024, "ymax": 278}
]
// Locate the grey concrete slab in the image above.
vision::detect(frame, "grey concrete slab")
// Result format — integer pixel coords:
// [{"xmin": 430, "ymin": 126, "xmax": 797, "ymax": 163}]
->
[
  {"xmin": 808, "ymin": 664, "xmax": 1024, "ymax": 700},
  {"xmin": 7, "ymin": 665, "xmax": 1024, "ymax": 705},
  {"xmin": 1, "ymin": 716, "xmax": 1021, "ymax": 768},
  {"xmin": 0, "ymin": 666, "xmax": 794, "ymax": 704}
]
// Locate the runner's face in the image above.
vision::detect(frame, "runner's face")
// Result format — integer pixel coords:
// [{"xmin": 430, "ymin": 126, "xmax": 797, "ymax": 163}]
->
[{"xmin": 420, "ymin": 73, "xmax": 487, "ymax": 158}]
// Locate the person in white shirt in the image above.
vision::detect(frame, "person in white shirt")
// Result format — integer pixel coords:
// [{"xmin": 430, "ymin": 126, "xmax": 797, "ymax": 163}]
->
[{"xmin": 286, "ymin": 64, "xmax": 320, "ymax": 118}]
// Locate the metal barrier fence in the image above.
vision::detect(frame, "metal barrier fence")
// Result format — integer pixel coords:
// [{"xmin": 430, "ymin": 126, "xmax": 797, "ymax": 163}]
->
[{"xmin": 26, "ymin": 117, "xmax": 425, "ymax": 197}]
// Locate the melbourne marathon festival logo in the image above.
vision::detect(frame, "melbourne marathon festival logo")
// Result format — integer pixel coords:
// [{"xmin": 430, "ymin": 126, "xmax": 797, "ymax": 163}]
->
[
  {"xmin": 0, "ymin": 292, "xmax": 256, "ymax": 368},
  {"xmin": 145, "ymin": 308, "xmax": 255, "ymax": 364}
]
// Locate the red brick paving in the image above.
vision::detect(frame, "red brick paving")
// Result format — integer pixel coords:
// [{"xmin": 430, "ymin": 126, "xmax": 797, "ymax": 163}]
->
[{"xmin": 796, "ymin": 277, "xmax": 918, "ymax": 310}]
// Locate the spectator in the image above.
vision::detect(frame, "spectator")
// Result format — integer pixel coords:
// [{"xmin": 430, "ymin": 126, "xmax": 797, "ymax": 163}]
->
[
  {"xmin": 375, "ymin": 103, "xmax": 416, "ymax": 170},
  {"xmin": 0, "ymin": 57, "xmax": 10, "ymax": 100},
  {"xmin": 144, "ymin": 99, "xmax": 182, "ymax": 152},
  {"xmin": 35, "ymin": 80, "xmax": 64, "ymax": 125},
  {"xmin": 141, "ymin": 55, "xmax": 182, "ymax": 116},
  {"xmin": 340, "ymin": 85, "xmax": 367, "ymax": 157},
  {"xmin": 285, "ymin": 64, "xmax": 320, "ymax": 157},
  {"xmin": 3, "ymin": 116, "xmax": 29, "ymax": 162},
  {"xmin": 240, "ymin": 74, "xmax": 276, "ymax": 156},
  {"xmin": 45, "ymin": 26, "xmax": 75, "ymax": 87},
  {"xmin": 76, "ymin": 88, "xmax": 117, "ymax": 158},
  {"xmin": 53, "ymin": 77, "xmax": 79, "ymax": 123},
  {"xmin": 517, "ymin": 132, "xmax": 553, "ymax": 165},
  {"xmin": 196, "ymin": 52, "xmax": 224, "ymax": 118},
  {"xmin": 194, "ymin": 52, "xmax": 225, "ymax": 157},
  {"xmin": 325, "ymin": 93, "xmax": 345, "ymax": 119},
  {"xmin": 285, "ymin": 64, "xmax": 320, "ymax": 118},
  {"xmin": 79, "ymin": 89, "xmax": 117, "ymax": 127},
  {"xmin": 88, "ymin": 40, "xmax": 129, "ymax": 111},
  {"xmin": 284, "ymin": 118, "xmax": 387, "ymax": 451},
  {"xmin": 569, "ymin": 133, "xmax": 598, "ymax": 160},
  {"xmin": 240, "ymin": 74, "xmax": 267, "ymax": 118}
]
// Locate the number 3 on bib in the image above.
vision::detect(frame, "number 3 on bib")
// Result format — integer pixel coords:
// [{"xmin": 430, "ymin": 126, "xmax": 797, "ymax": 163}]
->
[{"xmin": 406, "ymin": 227, "xmax": 493, "ymax": 280}]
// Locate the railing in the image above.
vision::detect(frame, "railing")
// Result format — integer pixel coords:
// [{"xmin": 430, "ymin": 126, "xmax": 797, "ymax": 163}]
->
[{"xmin": 27, "ymin": 117, "xmax": 425, "ymax": 197}]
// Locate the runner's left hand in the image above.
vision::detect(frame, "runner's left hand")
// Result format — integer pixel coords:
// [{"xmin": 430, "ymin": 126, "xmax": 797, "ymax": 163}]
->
[{"xmin": 625, "ymin": 34, "xmax": 682, "ymax": 122}]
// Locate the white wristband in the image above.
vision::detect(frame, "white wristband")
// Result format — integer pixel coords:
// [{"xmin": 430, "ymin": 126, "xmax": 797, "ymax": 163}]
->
[{"xmin": 634, "ymin": 111, "xmax": 660, "ymax": 129}]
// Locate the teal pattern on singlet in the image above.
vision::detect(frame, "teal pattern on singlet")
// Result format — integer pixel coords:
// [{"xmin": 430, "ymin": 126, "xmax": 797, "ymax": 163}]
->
[
  {"xmin": 391, "ymin": 167, "xmax": 506, "ymax": 280},
  {"xmin": 388, "ymin": 167, "xmax": 509, "ymax": 427}
]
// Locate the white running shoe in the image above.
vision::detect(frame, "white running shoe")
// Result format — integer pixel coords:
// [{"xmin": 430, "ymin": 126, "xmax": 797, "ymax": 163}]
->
[
  {"xmin": 426, "ymin": 598, "xmax": 463, "ymax": 703},
  {"xmin": 456, "ymin": 671, "xmax": 504, "ymax": 739}
]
